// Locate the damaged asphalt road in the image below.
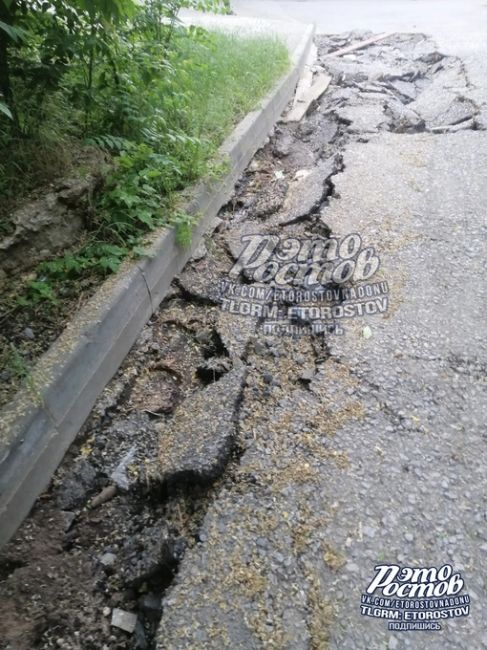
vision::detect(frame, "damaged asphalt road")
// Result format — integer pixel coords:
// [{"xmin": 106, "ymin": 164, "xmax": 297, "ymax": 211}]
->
[{"xmin": 1, "ymin": 32, "xmax": 487, "ymax": 650}]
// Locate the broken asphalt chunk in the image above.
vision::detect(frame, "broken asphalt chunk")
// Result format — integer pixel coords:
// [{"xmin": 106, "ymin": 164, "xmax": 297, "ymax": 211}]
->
[
  {"xmin": 385, "ymin": 100, "xmax": 425, "ymax": 132},
  {"xmin": 177, "ymin": 254, "xmax": 225, "ymax": 304},
  {"xmin": 157, "ymin": 367, "xmax": 246, "ymax": 486},
  {"xmin": 216, "ymin": 309, "xmax": 257, "ymax": 359},
  {"xmin": 276, "ymin": 157, "xmax": 338, "ymax": 225},
  {"xmin": 120, "ymin": 523, "xmax": 183, "ymax": 586}
]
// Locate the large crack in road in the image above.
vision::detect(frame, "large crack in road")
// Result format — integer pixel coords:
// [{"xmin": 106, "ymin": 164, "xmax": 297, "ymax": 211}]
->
[{"xmin": 1, "ymin": 32, "xmax": 486, "ymax": 650}]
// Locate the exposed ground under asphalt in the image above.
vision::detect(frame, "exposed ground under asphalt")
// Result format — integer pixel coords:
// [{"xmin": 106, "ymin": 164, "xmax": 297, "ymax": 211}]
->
[{"xmin": 1, "ymin": 32, "xmax": 487, "ymax": 650}]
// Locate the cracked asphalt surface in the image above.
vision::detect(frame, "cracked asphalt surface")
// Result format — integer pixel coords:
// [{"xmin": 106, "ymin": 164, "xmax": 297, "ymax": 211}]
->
[
  {"xmin": 156, "ymin": 34, "xmax": 487, "ymax": 649},
  {"xmin": 1, "ymin": 28, "xmax": 486, "ymax": 650}
]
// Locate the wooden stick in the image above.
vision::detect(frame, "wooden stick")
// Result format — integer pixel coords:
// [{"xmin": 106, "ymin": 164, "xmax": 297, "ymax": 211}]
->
[
  {"xmin": 283, "ymin": 74, "xmax": 331, "ymax": 123},
  {"xmin": 292, "ymin": 43, "xmax": 317, "ymax": 108},
  {"xmin": 326, "ymin": 32, "xmax": 395, "ymax": 58}
]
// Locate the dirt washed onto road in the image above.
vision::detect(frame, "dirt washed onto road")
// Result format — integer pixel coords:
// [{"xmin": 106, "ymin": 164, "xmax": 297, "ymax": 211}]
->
[{"xmin": 1, "ymin": 33, "xmax": 486, "ymax": 650}]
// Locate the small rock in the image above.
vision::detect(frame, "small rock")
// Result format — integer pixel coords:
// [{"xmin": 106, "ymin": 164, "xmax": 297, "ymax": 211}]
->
[
  {"xmin": 405, "ymin": 532, "xmax": 414, "ymax": 542},
  {"xmin": 134, "ymin": 621, "xmax": 148, "ymax": 649},
  {"xmin": 190, "ymin": 240, "xmax": 207, "ymax": 262},
  {"xmin": 111, "ymin": 447, "xmax": 136, "ymax": 491},
  {"xmin": 299, "ymin": 368, "xmax": 315, "ymax": 383},
  {"xmin": 273, "ymin": 133, "xmax": 294, "ymax": 157},
  {"xmin": 60, "ymin": 510, "xmax": 76, "ymax": 532},
  {"xmin": 111, "ymin": 608, "xmax": 137, "ymax": 634},
  {"xmin": 22, "ymin": 327, "xmax": 35, "ymax": 340},
  {"xmin": 362, "ymin": 326, "xmax": 372, "ymax": 339},
  {"xmin": 99, "ymin": 552, "xmax": 117, "ymax": 567},
  {"xmin": 103, "ymin": 607, "xmax": 111, "ymax": 617},
  {"xmin": 56, "ymin": 459, "xmax": 98, "ymax": 510}
]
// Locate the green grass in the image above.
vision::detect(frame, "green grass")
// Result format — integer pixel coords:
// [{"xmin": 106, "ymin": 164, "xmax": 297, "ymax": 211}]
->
[{"xmin": 181, "ymin": 31, "xmax": 289, "ymax": 149}]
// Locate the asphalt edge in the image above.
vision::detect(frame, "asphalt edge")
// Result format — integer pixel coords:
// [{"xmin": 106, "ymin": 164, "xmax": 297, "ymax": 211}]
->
[{"xmin": 0, "ymin": 22, "xmax": 315, "ymax": 546}]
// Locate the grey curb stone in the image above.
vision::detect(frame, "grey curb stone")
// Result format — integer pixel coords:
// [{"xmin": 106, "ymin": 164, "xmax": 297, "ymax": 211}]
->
[{"xmin": 0, "ymin": 22, "xmax": 315, "ymax": 546}]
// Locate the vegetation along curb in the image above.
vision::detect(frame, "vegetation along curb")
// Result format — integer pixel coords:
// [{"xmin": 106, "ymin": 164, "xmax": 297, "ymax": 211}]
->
[{"xmin": 0, "ymin": 22, "xmax": 315, "ymax": 546}]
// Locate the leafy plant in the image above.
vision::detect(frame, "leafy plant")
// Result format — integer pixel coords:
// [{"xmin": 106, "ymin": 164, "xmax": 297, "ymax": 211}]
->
[
  {"xmin": 172, "ymin": 210, "xmax": 198, "ymax": 247},
  {"xmin": 3, "ymin": 341, "xmax": 43, "ymax": 403},
  {"xmin": 17, "ymin": 279, "xmax": 58, "ymax": 306},
  {"xmin": 6, "ymin": 342, "xmax": 30, "ymax": 382},
  {"xmin": 0, "ymin": 0, "xmax": 289, "ymax": 310}
]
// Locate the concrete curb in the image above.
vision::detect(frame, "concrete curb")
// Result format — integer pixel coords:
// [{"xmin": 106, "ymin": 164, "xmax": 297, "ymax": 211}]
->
[{"xmin": 0, "ymin": 21, "xmax": 315, "ymax": 546}]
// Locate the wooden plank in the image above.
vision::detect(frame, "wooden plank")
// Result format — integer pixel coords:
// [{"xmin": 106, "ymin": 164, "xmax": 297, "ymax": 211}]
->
[
  {"xmin": 283, "ymin": 73, "xmax": 331, "ymax": 122},
  {"xmin": 326, "ymin": 32, "xmax": 395, "ymax": 58},
  {"xmin": 292, "ymin": 43, "xmax": 317, "ymax": 108}
]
